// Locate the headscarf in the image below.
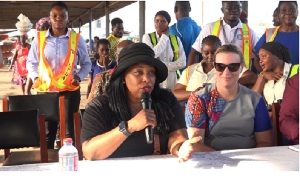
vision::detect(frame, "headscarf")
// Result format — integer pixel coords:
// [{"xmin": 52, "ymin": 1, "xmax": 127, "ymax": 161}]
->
[
  {"xmin": 154, "ymin": 11, "xmax": 171, "ymax": 24},
  {"xmin": 35, "ymin": 17, "xmax": 51, "ymax": 31},
  {"xmin": 260, "ymin": 42, "xmax": 292, "ymax": 63}
]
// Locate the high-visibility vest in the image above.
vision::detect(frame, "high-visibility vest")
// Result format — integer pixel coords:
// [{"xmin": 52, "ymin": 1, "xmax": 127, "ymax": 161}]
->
[
  {"xmin": 212, "ymin": 18, "xmax": 252, "ymax": 69},
  {"xmin": 265, "ymin": 26, "xmax": 280, "ymax": 42},
  {"xmin": 288, "ymin": 64, "xmax": 299, "ymax": 78},
  {"xmin": 148, "ymin": 32, "xmax": 181, "ymax": 78},
  {"xmin": 34, "ymin": 30, "xmax": 80, "ymax": 92}
]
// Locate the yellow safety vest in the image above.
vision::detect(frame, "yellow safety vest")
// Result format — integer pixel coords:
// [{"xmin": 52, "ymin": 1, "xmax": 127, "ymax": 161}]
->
[
  {"xmin": 33, "ymin": 30, "xmax": 80, "ymax": 92},
  {"xmin": 212, "ymin": 18, "xmax": 252, "ymax": 69},
  {"xmin": 148, "ymin": 32, "xmax": 181, "ymax": 78},
  {"xmin": 265, "ymin": 26, "xmax": 280, "ymax": 42},
  {"xmin": 288, "ymin": 64, "xmax": 299, "ymax": 78}
]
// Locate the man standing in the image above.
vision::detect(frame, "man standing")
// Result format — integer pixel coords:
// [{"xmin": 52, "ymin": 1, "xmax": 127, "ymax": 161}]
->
[
  {"xmin": 107, "ymin": 17, "xmax": 124, "ymax": 61},
  {"xmin": 169, "ymin": 1, "xmax": 201, "ymax": 73},
  {"xmin": 188, "ymin": 1, "xmax": 258, "ymax": 70},
  {"xmin": 27, "ymin": 1, "xmax": 91, "ymax": 149}
]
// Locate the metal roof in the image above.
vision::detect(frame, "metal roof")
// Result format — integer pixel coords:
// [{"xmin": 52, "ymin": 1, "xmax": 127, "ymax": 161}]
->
[{"xmin": 0, "ymin": 1, "xmax": 137, "ymax": 29}]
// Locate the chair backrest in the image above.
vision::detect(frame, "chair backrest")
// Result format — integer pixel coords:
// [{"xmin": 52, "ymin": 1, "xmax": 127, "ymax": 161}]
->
[
  {"xmin": 8, "ymin": 93, "xmax": 60, "ymax": 122},
  {"xmin": 73, "ymin": 108, "xmax": 85, "ymax": 160},
  {"xmin": 271, "ymin": 103, "xmax": 283, "ymax": 146},
  {"xmin": 0, "ymin": 109, "xmax": 48, "ymax": 163}
]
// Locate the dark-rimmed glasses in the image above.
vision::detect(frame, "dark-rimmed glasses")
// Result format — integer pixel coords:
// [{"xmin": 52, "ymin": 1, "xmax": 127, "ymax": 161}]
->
[
  {"xmin": 214, "ymin": 63, "xmax": 241, "ymax": 72},
  {"xmin": 223, "ymin": 5, "xmax": 242, "ymax": 11}
]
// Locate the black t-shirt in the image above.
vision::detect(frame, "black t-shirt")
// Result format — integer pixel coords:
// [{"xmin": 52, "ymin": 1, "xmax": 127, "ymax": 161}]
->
[{"xmin": 81, "ymin": 90, "xmax": 186, "ymax": 158}]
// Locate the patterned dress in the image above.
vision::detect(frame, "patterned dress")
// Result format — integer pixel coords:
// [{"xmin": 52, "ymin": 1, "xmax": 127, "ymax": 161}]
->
[{"xmin": 11, "ymin": 45, "xmax": 29, "ymax": 85}]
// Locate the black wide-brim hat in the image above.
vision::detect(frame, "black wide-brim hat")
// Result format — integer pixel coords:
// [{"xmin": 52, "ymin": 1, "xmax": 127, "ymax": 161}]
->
[{"xmin": 110, "ymin": 42, "xmax": 168, "ymax": 83}]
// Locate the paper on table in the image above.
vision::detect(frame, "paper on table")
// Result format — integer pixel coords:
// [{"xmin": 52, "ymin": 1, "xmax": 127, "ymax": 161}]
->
[{"xmin": 288, "ymin": 145, "xmax": 299, "ymax": 152}]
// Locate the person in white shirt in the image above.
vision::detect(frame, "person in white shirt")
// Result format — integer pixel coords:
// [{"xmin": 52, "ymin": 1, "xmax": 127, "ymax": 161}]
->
[
  {"xmin": 142, "ymin": 10, "xmax": 186, "ymax": 90},
  {"xmin": 188, "ymin": 1, "xmax": 258, "ymax": 70},
  {"xmin": 252, "ymin": 42, "xmax": 292, "ymax": 111}
]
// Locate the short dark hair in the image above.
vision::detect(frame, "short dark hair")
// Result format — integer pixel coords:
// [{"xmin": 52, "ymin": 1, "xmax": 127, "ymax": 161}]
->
[
  {"xmin": 96, "ymin": 38, "xmax": 110, "ymax": 49},
  {"xmin": 202, "ymin": 35, "xmax": 222, "ymax": 49},
  {"xmin": 111, "ymin": 18, "xmax": 123, "ymax": 27},
  {"xmin": 278, "ymin": 1, "xmax": 298, "ymax": 9},
  {"xmin": 51, "ymin": 1, "xmax": 69, "ymax": 12},
  {"xmin": 213, "ymin": 44, "xmax": 244, "ymax": 63},
  {"xmin": 222, "ymin": 1, "xmax": 241, "ymax": 6},
  {"xmin": 175, "ymin": 1, "xmax": 191, "ymax": 11},
  {"xmin": 94, "ymin": 36, "xmax": 100, "ymax": 40}
]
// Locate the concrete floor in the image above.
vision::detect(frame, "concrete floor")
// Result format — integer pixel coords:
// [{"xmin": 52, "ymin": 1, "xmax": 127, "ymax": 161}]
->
[{"xmin": 0, "ymin": 67, "xmax": 90, "ymax": 166}]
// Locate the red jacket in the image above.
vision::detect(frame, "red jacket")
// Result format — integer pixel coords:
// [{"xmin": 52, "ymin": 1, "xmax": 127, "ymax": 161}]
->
[{"xmin": 279, "ymin": 73, "xmax": 299, "ymax": 144}]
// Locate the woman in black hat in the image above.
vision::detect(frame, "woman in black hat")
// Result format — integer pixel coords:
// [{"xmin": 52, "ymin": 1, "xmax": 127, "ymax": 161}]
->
[
  {"xmin": 252, "ymin": 41, "xmax": 292, "ymax": 110},
  {"xmin": 142, "ymin": 10, "xmax": 186, "ymax": 90},
  {"xmin": 81, "ymin": 43, "xmax": 199, "ymax": 161}
]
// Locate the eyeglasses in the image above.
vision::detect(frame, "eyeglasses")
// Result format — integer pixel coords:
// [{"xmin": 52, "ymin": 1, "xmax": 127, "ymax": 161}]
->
[
  {"xmin": 214, "ymin": 63, "xmax": 241, "ymax": 72},
  {"xmin": 279, "ymin": 8, "xmax": 298, "ymax": 14},
  {"xmin": 223, "ymin": 5, "xmax": 242, "ymax": 11}
]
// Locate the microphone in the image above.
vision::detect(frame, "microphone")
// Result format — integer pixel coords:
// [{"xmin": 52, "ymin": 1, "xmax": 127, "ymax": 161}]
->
[{"xmin": 140, "ymin": 92, "xmax": 153, "ymax": 144}]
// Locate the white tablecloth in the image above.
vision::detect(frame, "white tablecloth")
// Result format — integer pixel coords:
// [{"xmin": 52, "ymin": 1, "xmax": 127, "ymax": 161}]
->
[{"xmin": 0, "ymin": 146, "xmax": 298, "ymax": 172}]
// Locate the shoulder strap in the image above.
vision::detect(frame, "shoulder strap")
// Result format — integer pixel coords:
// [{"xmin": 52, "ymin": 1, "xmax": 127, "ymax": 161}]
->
[
  {"xmin": 288, "ymin": 64, "xmax": 299, "ymax": 78},
  {"xmin": 212, "ymin": 18, "xmax": 222, "ymax": 37},
  {"xmin": 169, "ymin": 34, "xmax": 179, "ymax": 62},
  {"xmin": 265, "ymin": 26, "xmax": 279, "ymax": 42},
  {"xmin": 148, "ymin": 32, "xmax": 157, "ymax": 46}
]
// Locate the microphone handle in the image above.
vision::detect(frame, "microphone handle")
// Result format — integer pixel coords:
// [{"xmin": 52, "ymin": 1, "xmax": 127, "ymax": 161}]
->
[{"xmin": 145, "ymin": 126, "xmax": 153, "ymax": 144}]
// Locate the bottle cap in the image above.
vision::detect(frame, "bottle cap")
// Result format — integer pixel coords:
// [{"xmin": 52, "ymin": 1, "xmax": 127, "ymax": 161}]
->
[{"xmin": 63, "ymin": 138, "xmax": 73, "ymax": 144}]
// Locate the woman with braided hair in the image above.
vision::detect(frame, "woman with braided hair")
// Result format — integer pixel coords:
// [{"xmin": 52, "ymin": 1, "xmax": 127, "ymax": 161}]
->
[{"xmin": 81, "ymin": 43, "xmax": 199, "ymax": 161}]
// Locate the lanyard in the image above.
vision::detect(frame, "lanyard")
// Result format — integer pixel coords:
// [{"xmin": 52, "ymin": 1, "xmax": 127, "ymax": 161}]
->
[{"xmin": 222, "ymin": 25, "xmax": 239, "ymax": 44}]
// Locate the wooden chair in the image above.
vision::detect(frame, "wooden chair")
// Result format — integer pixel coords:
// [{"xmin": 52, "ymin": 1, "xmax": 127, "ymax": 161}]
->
[
  {"xmin": 0, "ymin": 109, "xmax": 49, "ymax": 166},
  {"xmin": 73, "ymin": 109, "xmax": 85, "ymax": 160},
  {"xmin": 3, "ymin": 93, "xmax": 66, "ymax": 147},
  {"xmin": 271, "ymin": 103, "xmax": 283, "ymax": 146}
]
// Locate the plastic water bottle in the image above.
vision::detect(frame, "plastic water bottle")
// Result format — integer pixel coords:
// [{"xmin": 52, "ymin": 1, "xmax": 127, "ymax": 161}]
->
[{"xmin": 59, "ymin": 138, "xmax": 78, "ymax": 171}]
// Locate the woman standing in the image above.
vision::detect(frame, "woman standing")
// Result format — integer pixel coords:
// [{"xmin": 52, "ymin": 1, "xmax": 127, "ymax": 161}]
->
[
  {"xmin": 254, "ymin": 1, "xmax": 299, "ymax": 72},
  {"xmin": 142, "ymin": 10, "xmax": 186, "ymax": 90},
  {"xmin": 9, "ymin": 34, "xmax": 30, "ymax": 95}
]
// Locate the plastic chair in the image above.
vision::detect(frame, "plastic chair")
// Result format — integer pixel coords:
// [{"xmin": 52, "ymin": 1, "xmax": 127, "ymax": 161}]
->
[{"xmin": 0, "ymin": 109, "xmax": 48, "ymax": 166}]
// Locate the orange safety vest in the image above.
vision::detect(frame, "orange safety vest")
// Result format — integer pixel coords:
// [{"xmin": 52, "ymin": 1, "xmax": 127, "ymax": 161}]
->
[
  {"xmin": 212, "ymin": 18, "xmax": 252, "ymax": 69},
  {"xmin": 33, "ymin": 30, "xmax": 80, "ymax": 92}
]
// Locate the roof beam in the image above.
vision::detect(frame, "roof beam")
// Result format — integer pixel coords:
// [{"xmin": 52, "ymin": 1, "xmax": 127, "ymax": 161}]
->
[
  {"xmin": 70, "ymin": 2, "xmax": 105, "ymax": 24},
  {"xmin": 0, "ymin": 3, "xmax": 89, "ymax": 10}
]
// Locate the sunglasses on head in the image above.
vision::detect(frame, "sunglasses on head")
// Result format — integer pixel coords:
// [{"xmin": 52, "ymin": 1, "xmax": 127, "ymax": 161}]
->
[{"xmin": 214, "ymin": 63, "xmax": 241, "ymax": 72}]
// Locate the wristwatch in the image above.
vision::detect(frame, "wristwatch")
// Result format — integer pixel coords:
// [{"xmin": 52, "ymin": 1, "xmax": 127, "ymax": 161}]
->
[{"xmin": 119, "ymin": 121, "xmax": 131, "ymax": 137}]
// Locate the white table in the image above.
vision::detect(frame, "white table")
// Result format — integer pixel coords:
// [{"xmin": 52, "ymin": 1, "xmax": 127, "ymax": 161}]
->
[{"xmin": 0, "ymin": 146, "xmax": 298, "ymax": 172}]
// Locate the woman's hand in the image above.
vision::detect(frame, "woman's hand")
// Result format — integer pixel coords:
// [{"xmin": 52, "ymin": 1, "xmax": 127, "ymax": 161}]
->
[
  {"xmin": 263, "ymin": 71, "xmax": 283, "ymax": 81},
  {"xmin": 178, "ymin": 136, "xmax": 201, "ymax": 163},
  {"xmin": 127, "ymin": 109, "xmax": 156, "ymax": 133}
]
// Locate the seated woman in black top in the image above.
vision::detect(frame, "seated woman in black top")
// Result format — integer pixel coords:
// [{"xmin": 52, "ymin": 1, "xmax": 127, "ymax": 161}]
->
[{"xmin": 81, "ymin": 43, "xmax": 200, "ymax": 161}]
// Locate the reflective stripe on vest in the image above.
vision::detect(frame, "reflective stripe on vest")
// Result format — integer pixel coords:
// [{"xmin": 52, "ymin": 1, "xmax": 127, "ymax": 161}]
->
[
  {"xmin": 288, "ymin": 64, "xmax": 299, "ymax": 78},
  {"xmin": 212, "ymin": 19, "xmax": 252, "ymax": 69},
  {"xmin": 149, "ymin": 32, "xmax": 181, "ymax": 78},
  {"xmin": 34, "ymin": 30, "xmax": 80, "ymax": 92},
  {"xmin": 265, "ymin": 26, "xmax": 280, "ymax": 42}
]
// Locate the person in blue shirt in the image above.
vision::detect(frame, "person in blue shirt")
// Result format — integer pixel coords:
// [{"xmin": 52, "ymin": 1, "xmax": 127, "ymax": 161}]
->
[
  {"xmin": 169, "ymin": 1, "xmax": 201, "ymax": 74},
  {"xmin": 27, "ymin": 1, "xmax": 91, "ymax": 149},
  {"xmin": 87, "ymin": 39, "xmax": 117, "ymax": 98}
]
